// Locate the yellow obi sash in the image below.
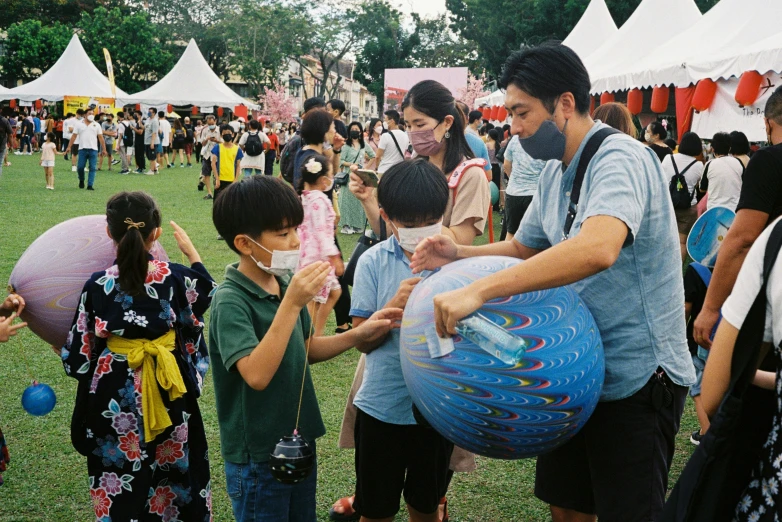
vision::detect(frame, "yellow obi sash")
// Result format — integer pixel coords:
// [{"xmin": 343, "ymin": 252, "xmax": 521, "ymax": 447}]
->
[{"xmin": 107, "ymin": 330, "xmax": 186, "ymax": 443}]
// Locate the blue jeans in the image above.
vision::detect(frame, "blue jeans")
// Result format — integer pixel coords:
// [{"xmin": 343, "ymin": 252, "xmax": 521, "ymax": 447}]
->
[
  {"xmin": 243, "ymin": 168, "xmax": 263, "ymax": 177},
  {"xmin": 224, "ymin": 452, "xmax": 317, "ymax": 522},
  {"xmin": 77, "ymin": 148, "xmax": 99, "ymax": 187},
  {"xmin": 19, "ymin": 135, "xmax": 31, "ymax": 153}
]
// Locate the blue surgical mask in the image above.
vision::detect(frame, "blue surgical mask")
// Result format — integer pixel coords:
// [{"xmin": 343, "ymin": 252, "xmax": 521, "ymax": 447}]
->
[{"xmin": 519, "ymin": 118, "xmax": 568, "ymax": 162}]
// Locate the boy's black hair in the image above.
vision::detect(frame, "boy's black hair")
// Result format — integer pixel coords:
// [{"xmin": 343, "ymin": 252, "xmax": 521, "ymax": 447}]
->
[
  {"xmin": 213, "ymin": 176, "xmax": 304, "ymax": 255},
  {"xmin": 377, "ymin": 158, "xmax": 449, "ymax": 224},
  {"xmin": 327, "ymin": 99, "xmax": 346, "ymax": 115},
  {"xmin": 297, "ymin": 153, "xmax": 330, "ymax": 194},
  {"xmin": 303, "ymin": 97, "xmax": 326, "ymax": 113},
  {"xmin": 730, "ymin": 130, "xmax": 750, "ymax": 155},
  {"xmin": 664, "ymin": 138, "xmax": 677, "ymax": 150},
  {"xmin": 678, "ymin": 131, "xmax": 703, "ymax": 157},
  {"xmin": 499, "ymin": 42, "xmax": 591, "ymax": 115},
  {"xmin": 76, "ymin": 108, "xmax": 85, "ymax": 116},
  {"xmin": 468, "ymin": 110, "xmax": 483, "ymax": 124},
  {"xmin": 712, "ymin": 132, "xmax": 732, "ymax": 156}
]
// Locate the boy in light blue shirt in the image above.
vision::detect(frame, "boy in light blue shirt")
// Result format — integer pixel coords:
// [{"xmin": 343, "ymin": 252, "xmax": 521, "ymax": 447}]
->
[{"xmin": 350, "ymin": 158, "xmax": 454, "ymax": 521}]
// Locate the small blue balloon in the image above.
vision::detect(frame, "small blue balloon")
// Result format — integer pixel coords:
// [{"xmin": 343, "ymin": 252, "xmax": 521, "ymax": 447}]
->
[
  {"xmin": 22, "ymin": 382, "xmax": 56, "ymax": 416},
  {"xmin": 489, "ymin": 181, "xmax": 500, "ymax": 206}
]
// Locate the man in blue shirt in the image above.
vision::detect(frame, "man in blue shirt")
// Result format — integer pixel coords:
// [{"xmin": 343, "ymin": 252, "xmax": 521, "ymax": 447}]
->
[{"xmin": 411, "ymin": 43, "xmax": 695, "ymax": 522}]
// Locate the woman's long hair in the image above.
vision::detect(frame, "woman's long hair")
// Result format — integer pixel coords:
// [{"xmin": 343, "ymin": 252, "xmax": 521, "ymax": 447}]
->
[
  {"xmin": 401, "ymin": 80, "xmax": 474, "ymax": 174},
  {"xmin": 106, "ymin": 192, "xmax": 162, "ymax": 296},
  {"xmin": 347, "ymin": 121, "xmax": 366, "ymax": 149},
  {"xmin": 367, "ymin": 118, "xmax": 382, "ymax": 144}
]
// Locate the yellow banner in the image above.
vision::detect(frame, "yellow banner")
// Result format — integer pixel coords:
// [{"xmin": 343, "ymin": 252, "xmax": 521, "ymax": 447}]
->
[
  {"xmin": 103, "ymin": 48, "xmax": 116, "ymax": 98},
  {"xmin": 63, "ymin": 96, "xmax": 119, "ymax": 117}
]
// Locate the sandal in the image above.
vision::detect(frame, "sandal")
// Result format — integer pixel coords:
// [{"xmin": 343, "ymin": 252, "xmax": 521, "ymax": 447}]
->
[
  {"xmin": 335, "ymin": 324, "xmax": 352, "ymax": 334},
  {"xmin": 329, "ymin": 495, "xmax": 359, "ymax": 522}
]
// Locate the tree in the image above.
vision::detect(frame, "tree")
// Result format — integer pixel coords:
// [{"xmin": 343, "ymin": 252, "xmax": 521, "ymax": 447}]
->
[
  {"xmin": 410, "ymin": 14, "xmax": 479, "ymax": 73},
  {"xmin": 457, "ymin": 73, "xmax": 490, "ymax": 109},
  {"xmin": 223, "ymin": 0, "xmax": 309, "ymax": 97},
  {"xmin": 77, "ymin": 7, "xmax": 175, "ymax": 93},
  {"xmin": 0, "ymin": 0, "xmax": 128, "ymax": 30},
  {"xmin": 0, "ymin": 20, "xmax": 72, "ymax": 82},
  {"xmin": 258, "ymin": 81, "xmax": 298, "ymax": 123},
  {"xmin": 353, "ymin": 0, "xmax": 419, "ymax": 112}
]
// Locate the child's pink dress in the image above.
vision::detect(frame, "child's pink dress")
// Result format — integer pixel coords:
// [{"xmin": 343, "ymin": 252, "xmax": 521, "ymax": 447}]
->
[{"xmin": 298, "ymin": 190, "xmax": 341, "ymax": 303}]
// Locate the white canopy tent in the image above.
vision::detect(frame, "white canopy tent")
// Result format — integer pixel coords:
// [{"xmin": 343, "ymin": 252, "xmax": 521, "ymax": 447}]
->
[
  {"xmin": 117, "ymin": 39, "xmax": 258, "ymax": 110},
  {"xmin": 586, "ymin": 0, "xmax": 702, "ymax": 94},
  {"xmin": 0, "ymin": 35, "xmax": 128, "ymax": 102},
  {"xmin": 562, "ymin": 0, "xmax": 618, "ymax": 62},
  {"xmin": 475, "ymin": 0, "xmax": 619, "ymax": 109},
  {"xmin": 592, "ymin": 0, "xmax": 782, "ymax": 92}
]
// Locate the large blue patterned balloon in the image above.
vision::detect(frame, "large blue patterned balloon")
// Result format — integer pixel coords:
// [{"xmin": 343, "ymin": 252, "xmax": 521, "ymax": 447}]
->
[{"xmin": 401, "ymin": 256, "xmax": 604, "ymax": 459}]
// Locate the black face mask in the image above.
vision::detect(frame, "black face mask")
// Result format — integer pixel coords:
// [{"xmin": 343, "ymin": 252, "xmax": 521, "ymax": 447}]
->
[
  {"xmin": 222, "ymin": 134, "xmax": 233, "ymax": 142},
  {"xmin": 350, "ymin": 130, "xmax": 361, "ymax": 139}
]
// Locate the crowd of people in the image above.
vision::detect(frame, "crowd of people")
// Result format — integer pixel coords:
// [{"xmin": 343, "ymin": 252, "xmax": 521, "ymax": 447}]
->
[{"xmin": 2, "ymin": 40, "xmax": 782, "ymax": 522}]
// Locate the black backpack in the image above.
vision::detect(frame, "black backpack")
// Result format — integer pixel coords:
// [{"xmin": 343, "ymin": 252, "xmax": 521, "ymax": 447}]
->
[
  {"xmin": 669, "ymin": 158, "xmax": 698, "ymax": 210},
  {"xmin": 245, "ymin": 132, "xmax": 263, "ymax": 157},
  {"xmin": 279, "ymin": 135, "xmax": 302, "ymax": 184},
  {"xmin": 122, "ymin": 123, "xmax": 134, "ymax": 147}
]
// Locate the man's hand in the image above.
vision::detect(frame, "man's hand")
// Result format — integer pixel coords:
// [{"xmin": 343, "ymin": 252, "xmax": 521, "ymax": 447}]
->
[
  {"xmin": 433, "ymin": 287, "xmax": 486, "ymax": 338},
  {"xmin": 385, "ymin": 277, "xmax": 422, "ymax": 310},
  {"xmin": 285, "ymin": 262, "xmax": 331, "ymax": 309},
  {"xmin": 693, "ymin": 306, "xmax": 721, "ymax": 349},
  {"xmin": 410, "ymin": 235, "xmax": 459, "ymax": 274}
]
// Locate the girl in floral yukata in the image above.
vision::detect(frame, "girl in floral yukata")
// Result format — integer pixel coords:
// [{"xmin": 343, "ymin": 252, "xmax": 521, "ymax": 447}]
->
[
  {"xmin": 60, "ymin": 191, "xmax": 216, "ymax": 522},
  {"xmin": 296, "ymin": 154, "xmax": 343, "ymax": 337}
]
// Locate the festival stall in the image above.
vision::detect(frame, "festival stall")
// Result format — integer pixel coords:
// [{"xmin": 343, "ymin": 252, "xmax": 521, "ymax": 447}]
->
[
  {"xmin": 0, "ymin": 34, "xmax": 127, "ymax": 113},
  {"xmin": 116, "ymin": 39, "xmax": 259, "ymax": 116}
]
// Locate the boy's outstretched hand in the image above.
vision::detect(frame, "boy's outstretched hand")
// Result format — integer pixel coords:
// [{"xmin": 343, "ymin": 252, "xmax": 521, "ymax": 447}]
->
[
  {"xmin": 0, "ymin": 313, "xmax": 27, "ymax": 343},
  {"xmin": 170, "ymin": 221, "xmax": 201, "ymax": 264},
  {"xmin": 410, "ymin": 235, "xmax": 459, "ymax": 274},
  {"xmin": 287, "ymin": 262, "xmax": 331, "ymax": 308},
  {"xmin": 353, "ymin": 308, "xmax": 404, "ymax": 353}
]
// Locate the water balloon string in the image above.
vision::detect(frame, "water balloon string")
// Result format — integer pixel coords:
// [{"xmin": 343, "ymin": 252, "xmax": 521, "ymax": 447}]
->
[{"xmin": 293, "ymin": 302, "xmax": 318, "ymax": 435}]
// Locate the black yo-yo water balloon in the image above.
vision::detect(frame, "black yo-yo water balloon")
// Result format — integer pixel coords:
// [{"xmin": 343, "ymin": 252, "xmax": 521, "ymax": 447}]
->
[{"xmin": 269, "ymin": 430, "xmax": 314, "ymax": 484}]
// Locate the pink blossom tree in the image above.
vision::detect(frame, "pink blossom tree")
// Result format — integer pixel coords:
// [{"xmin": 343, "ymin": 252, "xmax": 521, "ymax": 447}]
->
[
  {"xmin": 258, "ymin": 81, "xmax": 299, "ymax": 123},
  {"xmin": 457, "ymin": 73, "xmax": 491, "ymax": 110}
]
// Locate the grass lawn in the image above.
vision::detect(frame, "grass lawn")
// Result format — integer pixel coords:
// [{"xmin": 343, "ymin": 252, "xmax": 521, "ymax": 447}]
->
[{"xmin": 0, "ymin": 152, "xmax": 699, "ymax": 521}]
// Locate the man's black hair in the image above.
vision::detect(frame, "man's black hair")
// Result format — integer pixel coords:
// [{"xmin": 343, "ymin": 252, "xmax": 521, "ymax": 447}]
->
[
  {"xmin": 384, "ymin": 110, "xmax": 401, "ymax": 125},
  {"xmin": 303, "ymin": 97, "xmax": 326, "ymax": 113},
  {"xmin": 730, "ymin": 130, "xmax": 750, "ymax": 155},
  {"xmin": 711, "ymin": 132, "xmax": 732, "ymax": 156},
  {"xmin": 249, "ymin": 119, "xmax": 260, "ymax": 130},
  {"xmin": 300, "ymin": 109, "xmax": 333, "ymax": 145},
  {"xmin": 148, "ymin": 107, "xmax": 157, "ymax": 113},
  {"xmin": 327, "ymin": 99, "xmax": 346, "ymax": 115},
  {"xmin": 157, "ymin": 111, "xmax": 166, "ymax": 119},
  {"xmin": 765, "ymin": 85, "xmax": 782, "ymax": 125},
  {"xmin": 213, "ymin": 176, "xmax": 304, "ymax": 255},
  {"xmin": 377, "ymin": 158, "xmax": 449, "ymax": 224},
  {"xmin": 678, "ymin": 132, "xmax": 703, "ymax": 157},
  {"xmin": 499, "ymin": 42, "xmax": 591, "ymax": 115},
  {"xmin": 468, "ymin": 110, "xmax": 483, "ymax": 124},
  {"xmin": 76, "ymin": 108, "xmax": 85, "ymax": 115}
]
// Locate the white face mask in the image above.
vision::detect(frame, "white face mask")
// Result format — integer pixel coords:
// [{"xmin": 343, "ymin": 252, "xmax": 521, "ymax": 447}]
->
[
  {"xmin": 383, "ymin": 121, "xmax": 389, "ymax": 130},
  {"xmin": 374, "ymin": 126, "xmax": 383, "ymax": 135},
  {"xmin": 87, "ymin": 115, "xmax": 95, "ymax": 122},
  {"xmin": 245, "ymin": 235, "xmax": 300, "ymax": 276},
  {"xmin": 390, "ymin": 221, "xmax": 443, "ymax": 253}
]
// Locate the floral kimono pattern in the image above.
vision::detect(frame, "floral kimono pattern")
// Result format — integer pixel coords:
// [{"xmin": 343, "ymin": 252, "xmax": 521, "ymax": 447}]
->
[
  {"xmin": 62, "ymin": 255, "xmax": 216, "ymax": 522},
  {"xmin": 298, "ymin": 190, "xmax": 341, "ymax": 303}
]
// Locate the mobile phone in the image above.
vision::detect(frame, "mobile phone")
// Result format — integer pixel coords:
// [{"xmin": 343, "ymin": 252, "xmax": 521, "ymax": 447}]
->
[{"xmin": 356, "ymin": 169, "xmax": 379, "ymax": 187}]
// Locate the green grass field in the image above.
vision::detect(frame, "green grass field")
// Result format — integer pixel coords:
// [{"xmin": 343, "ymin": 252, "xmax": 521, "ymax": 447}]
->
[{"xmin": 0, "ymin": 152, "xmax": 699, "ymax": 521}]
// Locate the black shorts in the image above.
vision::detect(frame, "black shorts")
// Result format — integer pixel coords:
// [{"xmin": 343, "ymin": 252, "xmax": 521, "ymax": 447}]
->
[
  {"xmin": 504, "ymin": 194, "xmax": 534, "ymax": 238},
  {"xmin": 534, "ymin": 370, "xmax": 687, "ymax": 522},
  {"xmin": 214, "ymin": 180, "xmax": 232, "ymax": 199},
  {"xmin": 145, "ymin": 147, "xmax": 156, "ymax": 161},
  {"xmin": 71, "ymin": 144, "xmax": 79, "ymax": 156},
  {"xmin": 201, "ymin": 158, "xmax": 212, "ymax": 177},
  {"xmin": 353, "ymin": 407, "xmax": 453, "ymax": 519}
]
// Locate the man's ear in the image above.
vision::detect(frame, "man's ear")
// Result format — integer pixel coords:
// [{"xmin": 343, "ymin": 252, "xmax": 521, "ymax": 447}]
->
[{"xmin": 558, "ymin": 92, "xmax": 578, "ymax": 121}]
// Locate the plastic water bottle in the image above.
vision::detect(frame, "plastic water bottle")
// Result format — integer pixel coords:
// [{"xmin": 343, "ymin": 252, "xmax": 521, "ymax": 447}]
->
[{"xmin": 456, "ymin": 313, "xmax": 527, "ymax": 365}]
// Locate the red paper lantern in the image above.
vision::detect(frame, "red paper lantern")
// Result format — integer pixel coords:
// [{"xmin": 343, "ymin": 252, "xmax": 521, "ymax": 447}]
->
[
  {"xmin": 9, "ymin": 99, "xmax": 16, "ymax": 109},
  {"xmin": 497, "ymin": 107, "xmax": 508, "ymax": 121},
  {"xmin": 692, "ymin": 79, "xmax": 717, "ymax": 112},
  {"xmin": 489, "ymin": 106, "xmax": 499, "ymax": 120},
  {"xmin": 135, "ymin": 104, "xmax": 140, "ymax": 111},
  {"xmin": 166, "ymin": 104, "xmax": 173, "ymax": 113},
  {"xmin": 217, "ymin": 107, "xmax": 224, "ymax": 117},
  {"xmin": 34, "ymin": 99, "xmax": 42, "ymax": 110},
  {"xmin": 735, "ymin": 71, "xmax": 763, "ymax": 107},
  {"xmin": 600, "ymin": 92, "xmax": 615, "ymax": 105},
  {"xmin": 590, "ymin": 96, "xmax": 595, "ymax": 115},
  {"xmin": 191, "ymin": 106, "xmax": 199, "ymax": 115},
  {"xmin": 481, "ymin": 107, "xmax": 491, "ymax": 120},
  {"xmin": 233, "ymin": 105, "xmax": 249, "ymax": 120},
  {"xmin": 627, "ymin": 89, "xmax": 643, "ymax": 115},
  {"xmin": 650, "ymin": 86, "xmax": 670, "ymax": 113}
]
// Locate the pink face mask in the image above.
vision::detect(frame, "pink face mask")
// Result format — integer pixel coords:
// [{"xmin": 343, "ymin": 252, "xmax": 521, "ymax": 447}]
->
[{"xmin": 409, "ymin": 121, "xmax": 445, "ymax": 156}]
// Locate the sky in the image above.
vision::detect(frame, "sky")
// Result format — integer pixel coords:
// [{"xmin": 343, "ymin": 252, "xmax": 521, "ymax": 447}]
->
[{"xmin": 393, "ymin": 0, "xmax": 448, "ymax": 19}]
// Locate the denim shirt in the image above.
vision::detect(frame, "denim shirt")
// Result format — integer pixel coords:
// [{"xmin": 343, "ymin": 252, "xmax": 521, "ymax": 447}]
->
[{"xmin": 517, "ymin": 122, "xmax": 696, "ymax": 401}]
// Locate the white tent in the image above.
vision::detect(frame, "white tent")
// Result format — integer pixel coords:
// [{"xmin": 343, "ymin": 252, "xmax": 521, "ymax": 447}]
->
[
  {"xmin": 117, "ymin": 39, "xmax": 258, "ymax": 110},
  {"xmin": 592, "ymin": 0, "xmax": 782, "ymax": 92},
  {"xmin": 562, "ymin": 0, "xmax": 619, "ymax": 62},
  {"xmin": 475, "ymin": 90, "xmax": 505, "ymax": 108},
  {"xmin": 586, "ymin": 0, "xmax": 702, "ymax": 94},
  {"xmin": 0, "ymin": 35, "xmax": 128, "ymax": 102}
]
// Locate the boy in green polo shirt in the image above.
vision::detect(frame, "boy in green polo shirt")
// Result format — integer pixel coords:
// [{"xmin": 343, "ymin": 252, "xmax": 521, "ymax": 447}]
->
[{"xmin": 209, "ymin": 175, "xmax": 402, "ymax": 522}]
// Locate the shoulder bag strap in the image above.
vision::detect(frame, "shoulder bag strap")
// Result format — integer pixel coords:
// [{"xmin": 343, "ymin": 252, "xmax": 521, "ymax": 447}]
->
[
  {"xmin": 387, "ymin": 131, "xmax": 405, "ymax": 158},
  {"xmin": 563, "ymin": 127, "xmax": 621, "ymax": 240},
  {"xmin": 728, "ymin": 219, "xmax": 782, "ymax": 396}
]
